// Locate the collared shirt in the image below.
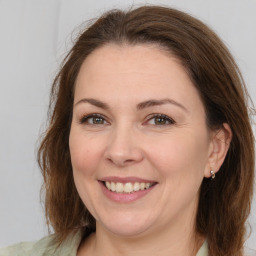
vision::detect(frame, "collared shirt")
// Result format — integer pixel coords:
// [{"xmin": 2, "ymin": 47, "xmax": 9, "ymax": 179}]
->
[{"xmin": 0, "ymin": 230, "xmax": 208, "ymax": 256}]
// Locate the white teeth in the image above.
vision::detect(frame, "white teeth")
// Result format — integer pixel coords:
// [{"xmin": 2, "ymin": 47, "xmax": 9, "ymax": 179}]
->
[
  {"xmin": 110, "ymin": 182, "xmax": 116, "ymax": 192},
  {"xmin": 104, "ymin": 181, "xmax": 154, "ymax": 193},
  {"xmin": 106, "ymin": 181, "xmax": 111, "ymax": 190},
  {"xmin": 134, "ymin": 182, "xmax": 140, "ymax": 191},
  {"xmin": 124, "ymin": 183, "xmax": 133, "ymax": 193},
  {"xmin": 115, "ymin": 182, "xmax": 124, "ymax": 193}
]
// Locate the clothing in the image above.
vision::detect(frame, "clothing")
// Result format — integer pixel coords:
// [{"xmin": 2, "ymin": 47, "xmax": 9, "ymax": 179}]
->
[{"xmin": 0, "ymin": 230, "xmax": 208, "ymax": 256}]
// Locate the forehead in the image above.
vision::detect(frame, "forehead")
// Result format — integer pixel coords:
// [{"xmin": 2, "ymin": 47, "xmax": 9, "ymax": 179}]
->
[
  {"xmin": 76, "ymin": 43, "xmax": 183, "ymax": 83},
  {"xmin": 74, "ymin": 43, "xmax": 204, "ymax": 114}
]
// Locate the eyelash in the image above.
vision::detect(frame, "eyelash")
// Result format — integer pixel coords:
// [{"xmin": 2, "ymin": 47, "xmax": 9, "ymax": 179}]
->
[
  {"xmin": 146, "ymin": 114, "xmax": 175, "ymax": 126},
  {"xmin": 79, "ymin": 113, "xmax": 175, "ymax": 126},
  {"xmin": 79, "ymin": 114, "xmax": 108, "ymax": 125}
]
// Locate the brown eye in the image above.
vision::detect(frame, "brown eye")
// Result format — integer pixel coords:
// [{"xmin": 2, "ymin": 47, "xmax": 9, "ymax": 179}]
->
[
  {"xmin": 91, "ymin": 117, "xmax": 105, "ymax": 124},
  {"xmin": 80, "ymin": 114, "xmax": 107, "ymax": 125},
  {"xmin": 154, "ymin": 117, "xmax": 168, "ymax": 125},
  {"xmin": 147, "ymin": 114, "xmax": 175, "ymax": 126}
]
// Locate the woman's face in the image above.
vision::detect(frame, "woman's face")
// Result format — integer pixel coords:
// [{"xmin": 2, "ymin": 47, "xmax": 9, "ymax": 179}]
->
[{"xmin": 69, "ymin": 44, "xmax": 214, "ymax": 237}]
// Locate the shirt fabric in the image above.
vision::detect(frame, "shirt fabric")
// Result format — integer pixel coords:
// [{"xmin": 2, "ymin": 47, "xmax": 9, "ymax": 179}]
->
[{"xmin": 0, "ymin": 230, "xmax": 208, "ymax": 256}]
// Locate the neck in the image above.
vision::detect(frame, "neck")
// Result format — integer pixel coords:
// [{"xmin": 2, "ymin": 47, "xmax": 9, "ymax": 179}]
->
[
  {"xmin": 95, "ymin": 227, "xmax": 203, "ymax": 256},
  {"xmin": 78, "ymin": 215, "xmax": 204, "ymax": 256}
]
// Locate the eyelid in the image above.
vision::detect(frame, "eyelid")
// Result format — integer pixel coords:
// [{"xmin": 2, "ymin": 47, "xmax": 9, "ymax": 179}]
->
[
  {"xmin": 78, "ymin": 113, "xmax": 175, "ymax": 126},
  {"xmin": 79, "ymin": 113, "xmax": 109, "ymax": 125},
  {"xmin": 145, "ymin": 113, "xmax": 176, "ymax": 125}
]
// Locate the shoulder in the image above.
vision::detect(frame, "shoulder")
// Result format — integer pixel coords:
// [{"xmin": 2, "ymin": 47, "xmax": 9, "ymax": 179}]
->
[
  {"xmin": 0, "ymin": 234, "xmax": 57, "ymax": 256},
  {"xmin": 245, "ymin": 247, "xmax": 256, "ymax": 256},
  {"xmin": 196, "ymin": 240, "xmax": 208, "ymax": 256},
  {"xmin": 0, "ymin": 229, "xmax": 83, "ymax": 256},
  {"xmin": 0, "ymin": 241, "xmax": 35, "ymax": 256}
]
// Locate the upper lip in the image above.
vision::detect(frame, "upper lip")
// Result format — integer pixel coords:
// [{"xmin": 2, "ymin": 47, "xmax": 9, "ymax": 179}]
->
[{"xmin": 99, "ymin": 176, "xmax": 157, "ymax": 183}]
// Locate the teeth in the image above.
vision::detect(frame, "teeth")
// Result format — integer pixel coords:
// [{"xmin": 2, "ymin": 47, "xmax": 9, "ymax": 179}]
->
[
  {"xmin": 134, "ymin": 182, "xmax": 140, "ymax": 191},
  {"xmin": 106, "ymin": 181, "xmax": 111, "ymax": 190},
  {"xmin": 124, "ymin": 183, "xmax": 133, "ymax": 193},
  {"xmin": 110, "ymin": 182, "xmax": 116, "ymax": 192},
  {"xmin": 115, "ymin": 182, "xmax": 124, "ymax": 193},
  {"xmin": 104, "ymin": 181, "xmax": 154, "ymax": 193}
]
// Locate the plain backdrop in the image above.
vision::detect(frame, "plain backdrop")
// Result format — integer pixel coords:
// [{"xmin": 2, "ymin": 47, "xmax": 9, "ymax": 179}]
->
[{"xmin": 0, "ymin": 0, "xmax": 255, "ymax": 250}]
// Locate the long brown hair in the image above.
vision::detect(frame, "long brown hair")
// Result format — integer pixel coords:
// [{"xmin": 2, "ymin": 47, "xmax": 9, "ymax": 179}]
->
[{"xmin": 38, "ymin": 5, "xmax": 255, "ymax": 256}]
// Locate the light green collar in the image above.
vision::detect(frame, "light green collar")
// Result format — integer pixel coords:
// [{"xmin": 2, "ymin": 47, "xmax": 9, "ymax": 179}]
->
[{"xmin": 196, "ymin": 240, "xmax": 208, "ymax": 256}]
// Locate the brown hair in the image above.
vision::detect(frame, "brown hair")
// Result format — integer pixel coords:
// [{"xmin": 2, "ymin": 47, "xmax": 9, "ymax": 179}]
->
[{"xmin": 38, "ymin": 5, "xmax": 255, "ymax": 256}]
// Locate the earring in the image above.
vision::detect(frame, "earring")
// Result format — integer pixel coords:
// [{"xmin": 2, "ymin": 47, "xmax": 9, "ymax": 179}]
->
[{"xmin": 210, "ymin": 170, "xmax": 215, "ymax": 180}]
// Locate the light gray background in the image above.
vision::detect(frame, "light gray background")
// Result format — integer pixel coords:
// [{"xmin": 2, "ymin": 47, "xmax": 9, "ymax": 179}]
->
[{"xmin": 0, "ymin": 0, "xmax": 255, "ymax": 250}]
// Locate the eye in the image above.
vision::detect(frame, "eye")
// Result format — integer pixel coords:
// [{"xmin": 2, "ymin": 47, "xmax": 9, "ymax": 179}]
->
[
  {"xmin": 146, "ymin": 114, "xmax": 175, "ymax": 126},
  {"xmin": 80, "ymin": 114, "xmax": 108, "ymax": 125}
]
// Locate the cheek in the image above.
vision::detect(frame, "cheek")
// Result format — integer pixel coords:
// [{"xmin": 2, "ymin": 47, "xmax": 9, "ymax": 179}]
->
[
  {"xmin": 146, "ymin": 131, "xmax": 209, "ymax": 180},
  {"xmin": 145, "ymin": 132, "xmax": 209, "ymax": 218},
  {"xmin": 69, "ymin": 130, "xmax": 103, "ymax": 178},
  {"xmin": 69, "ymin": 130, "xmax": 103, "ymax": 214}
]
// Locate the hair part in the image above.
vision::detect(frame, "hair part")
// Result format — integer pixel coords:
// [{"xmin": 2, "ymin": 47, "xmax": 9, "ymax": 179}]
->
[{"xmin": 38, "ymin": 5, "xmax": 255, "ymax": 255}]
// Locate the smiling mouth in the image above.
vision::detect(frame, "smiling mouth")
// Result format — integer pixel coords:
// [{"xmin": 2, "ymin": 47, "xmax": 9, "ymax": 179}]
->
[{"xmin": 103, "ymin": 181, "xmax": 156, "ymax": 193}]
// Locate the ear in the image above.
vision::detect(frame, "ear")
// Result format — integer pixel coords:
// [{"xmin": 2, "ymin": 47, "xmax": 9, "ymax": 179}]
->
[{"xmin": 204, "ymin": 123, "xmax": 232, "ymax": 178}]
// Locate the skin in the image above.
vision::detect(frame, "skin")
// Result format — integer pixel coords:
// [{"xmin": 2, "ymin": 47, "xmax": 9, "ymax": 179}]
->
[{"xmin": 69, "ymin": 44, "xmax": 231, "ymax": 256}]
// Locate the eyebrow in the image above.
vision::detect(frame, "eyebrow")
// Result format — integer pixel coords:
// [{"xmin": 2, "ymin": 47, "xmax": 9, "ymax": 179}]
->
[
  {"xmin": 74, "ymin": 98, "xmax": 188, "ymax": 112},
  {"xmin": 75, "ymin": 98, "xmax": 109, "ymax": 109},
  {"xmin": 136, "ymin": 98, "xmax": 188, "ymax": 112}
]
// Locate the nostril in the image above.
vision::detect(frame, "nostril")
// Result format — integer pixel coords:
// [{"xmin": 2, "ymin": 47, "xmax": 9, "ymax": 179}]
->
[
  {"xmin": 104, "ymin": 143, "xmax": 144, "ymax": 166},
  {"xmin": 106, "ymin": 157, "xmax": 135, "ymax": 166}
]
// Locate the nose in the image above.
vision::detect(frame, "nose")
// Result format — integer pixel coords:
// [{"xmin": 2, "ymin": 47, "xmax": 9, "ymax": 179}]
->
[{"xmin": 104, "ymin": 125, "xmax": 144, "ymax": 167}]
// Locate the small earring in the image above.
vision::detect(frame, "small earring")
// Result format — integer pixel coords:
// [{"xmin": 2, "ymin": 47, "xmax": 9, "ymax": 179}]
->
[{"xmin": 210, "ymin": 170, "xmax": 215, "ymax": 180}]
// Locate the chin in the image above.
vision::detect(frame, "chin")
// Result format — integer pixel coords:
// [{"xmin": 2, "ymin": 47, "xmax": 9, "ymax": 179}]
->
[
  {"xmin": 96, "ymin": 212, "xmax": 157, "ymax": 237},
  {"xmin": 103, "ymin": 223, "xmax": 151, "ymax": 237}
]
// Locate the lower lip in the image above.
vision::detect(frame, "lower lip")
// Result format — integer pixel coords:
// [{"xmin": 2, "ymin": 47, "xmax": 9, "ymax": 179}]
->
[{"xmin": 99, "ymin": 182, "xmax": 156, "ymax": 203}]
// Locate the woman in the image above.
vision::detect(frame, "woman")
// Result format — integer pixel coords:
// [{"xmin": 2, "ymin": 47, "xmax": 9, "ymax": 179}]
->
[{"xmin": 0, "ymin": 5, "xmax": 255, "ymax": 256}]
